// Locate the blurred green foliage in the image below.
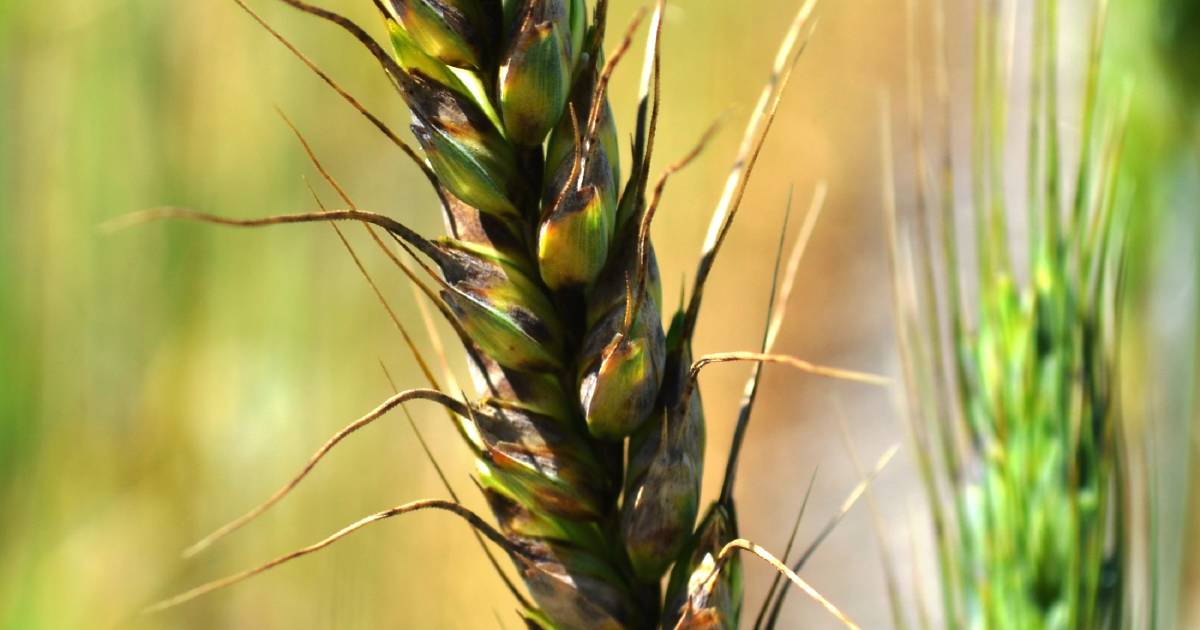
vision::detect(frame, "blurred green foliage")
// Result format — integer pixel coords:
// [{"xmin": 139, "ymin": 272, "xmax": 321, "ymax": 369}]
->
[
  {"xmin": 0, "ymin": 1, "xmax": 460, "ymax": 627},
  {"xmin": 1107, "ymin": 0, "xmax": 1200, "ymax": 624}
]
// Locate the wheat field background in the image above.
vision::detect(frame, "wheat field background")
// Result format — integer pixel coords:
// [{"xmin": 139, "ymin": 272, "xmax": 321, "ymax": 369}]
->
[{"xmin": 0, "ymin": 1, "xmax": 1195, "ymax": 629}]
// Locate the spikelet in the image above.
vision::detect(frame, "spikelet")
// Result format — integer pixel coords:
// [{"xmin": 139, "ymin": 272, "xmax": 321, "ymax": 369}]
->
[
  {"xmin": 620, "ymin": 325, "xmax": 704, "ymax": 582},
  {"xmin": 382, "ymin": 0, "xmax": 494, "ymax": 70},
  {"xmin": 499, "ymin": 0, "xmax": 575, "ymax": 145},
  {"xmin": 663, "ymin": 505, "xmax": 743, "ymax": 630}
]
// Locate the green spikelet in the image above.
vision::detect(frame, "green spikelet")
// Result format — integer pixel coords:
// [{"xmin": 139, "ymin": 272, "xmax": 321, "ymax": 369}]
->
[
  {"xmin": 536, "ymin": 49, "xmax": 621, "ymax": 290},
  {"xmin": 546, "ymin": 54, "xmax": 622, "ymax": 196},
  {"xmin": 537, "ymin": 144, "xmax": 617, "ymax": 288},
  {"xmin": 499, "ymin": 0, "xmax": 573, "ymax": 145},
  {"xmin": 578, "ymin": 307, "xmax": 666, "ymax": 440}
]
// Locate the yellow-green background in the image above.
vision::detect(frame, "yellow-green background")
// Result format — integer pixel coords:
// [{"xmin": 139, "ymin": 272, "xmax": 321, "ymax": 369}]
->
[{"xmin": 1, "ymin": 1, "xmax": 1195, "ymax": 629}]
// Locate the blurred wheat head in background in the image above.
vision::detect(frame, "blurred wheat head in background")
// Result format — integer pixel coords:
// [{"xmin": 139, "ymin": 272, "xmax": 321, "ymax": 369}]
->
[{"xmin": 881, "ymin": 0, "xmax": 1193, "ymax": 627}]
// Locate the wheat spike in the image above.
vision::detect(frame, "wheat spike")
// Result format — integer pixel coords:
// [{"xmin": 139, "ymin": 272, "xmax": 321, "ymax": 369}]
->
[
  {"xmin": 891, "ymin": 1, "xmax": 1133, "ymax": 627},
  {"xmin": 140, "ymin": 0, "xmax": 842, "ymax": 627}
]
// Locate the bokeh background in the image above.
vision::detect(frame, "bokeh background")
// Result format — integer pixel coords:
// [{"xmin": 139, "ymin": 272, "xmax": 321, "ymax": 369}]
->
[{"xmin": 1, "ymin": 1, "xmax": 1195, "ymax": 628}]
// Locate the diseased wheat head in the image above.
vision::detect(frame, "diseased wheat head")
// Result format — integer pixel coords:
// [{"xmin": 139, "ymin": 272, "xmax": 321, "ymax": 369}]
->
[{"xmin": 131, "ymin": 0, "xmax": 898, "ymax": 628}]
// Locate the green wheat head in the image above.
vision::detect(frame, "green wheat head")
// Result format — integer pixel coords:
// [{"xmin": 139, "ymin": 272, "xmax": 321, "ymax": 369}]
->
[{"xmin": 886, "ymin": 0, "xmax": 1134, "ymax": 628}]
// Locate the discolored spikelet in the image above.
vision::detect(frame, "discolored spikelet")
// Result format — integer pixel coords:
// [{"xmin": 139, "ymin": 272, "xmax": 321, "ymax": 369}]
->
[
  {"xmin": 473, "ymin": 400, "xmax": 611, "ymax": 520},
  {"xmin": 619, "ymin": 399, "xmax": 704, "ymax": 583},
  {"xmin": 389, "ymin": 26, "xmax": 522, "ymax": 217},
  {"xmin": 663, "ymin": 505, "xmax": 743, "ymax": 630},
  {"xmin": 516, "ymin": 540, "xmax": 643, "ymax": 630},
  {"xmin": 620, "ymin": 336, "xmax": 705, "ymax": 582},
  {"xmin": 434, "ymin": 241, "xmax": 566, "ymax": 371},
  {"xmin": 383, "ymin": 0, "xmax": 494, "ymax": 70}
]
